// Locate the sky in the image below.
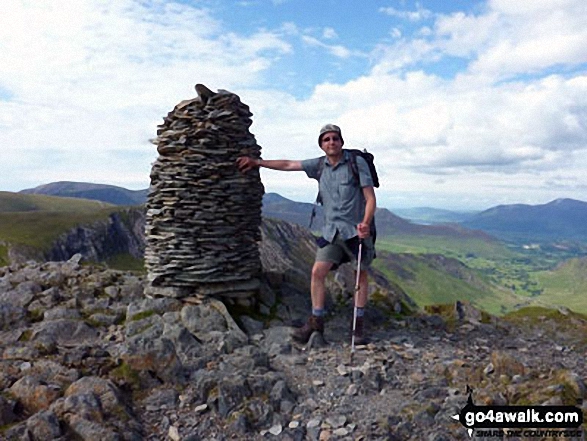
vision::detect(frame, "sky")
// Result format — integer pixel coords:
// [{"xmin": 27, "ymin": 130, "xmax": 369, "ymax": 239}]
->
[{"xmin": 1, "ymin": 0, "xmax": 586, "ymax": 210}]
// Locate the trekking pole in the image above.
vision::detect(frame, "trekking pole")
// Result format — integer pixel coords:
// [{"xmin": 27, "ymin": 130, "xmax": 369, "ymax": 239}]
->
[{"xmin": 350, "ymin": 239, "xmax": 363, "ymax": 365}]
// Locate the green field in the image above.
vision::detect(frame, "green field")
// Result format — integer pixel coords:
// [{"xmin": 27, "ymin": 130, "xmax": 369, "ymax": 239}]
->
[
  {"xmin": 0, "ymin": 210, "xmax": 119, "ymax": 249},
  {"xmin": 375, "ymin": 233, "xmax": 511, "ymax": 258}
]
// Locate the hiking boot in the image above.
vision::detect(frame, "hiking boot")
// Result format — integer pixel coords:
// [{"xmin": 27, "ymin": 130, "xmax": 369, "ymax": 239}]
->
[
  {"xmin": 292, "ymin": 315, "xmax": 324, "ymax": 344},
  {"xmin": 352, "ymin": 316, "xmax": 368, "ymax": 345}
]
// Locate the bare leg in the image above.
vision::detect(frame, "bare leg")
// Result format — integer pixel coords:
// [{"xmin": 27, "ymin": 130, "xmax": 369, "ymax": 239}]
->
[
  {"xmin": 311, "ymin": 261, "xmax": 333, "ymax": 309},
  {"xmin": 355, "ymin": 269, "xmax": 369, "ymax": 308}
]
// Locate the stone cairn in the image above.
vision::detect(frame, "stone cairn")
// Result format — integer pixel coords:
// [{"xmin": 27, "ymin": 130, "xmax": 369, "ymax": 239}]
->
[{"xmin": 144, "ymin": 84, "xmax": 264, "ymax": 300}]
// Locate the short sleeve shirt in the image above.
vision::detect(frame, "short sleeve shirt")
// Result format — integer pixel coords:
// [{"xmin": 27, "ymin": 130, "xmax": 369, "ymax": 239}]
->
[{"xmin": 302, "ymin": 150, "xmax": 374, "ymax": 242}]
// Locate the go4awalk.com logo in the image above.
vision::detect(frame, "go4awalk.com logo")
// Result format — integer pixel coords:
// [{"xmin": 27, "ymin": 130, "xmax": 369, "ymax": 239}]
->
[{"xmin": 452, "ymin": 387, "xmax": 584, "ymax": 438}]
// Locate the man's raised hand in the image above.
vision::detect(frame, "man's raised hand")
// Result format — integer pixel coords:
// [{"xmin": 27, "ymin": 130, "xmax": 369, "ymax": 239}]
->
[{"xmin": 237, "ymin": 157, "xmax": 258, "ymax": 173}]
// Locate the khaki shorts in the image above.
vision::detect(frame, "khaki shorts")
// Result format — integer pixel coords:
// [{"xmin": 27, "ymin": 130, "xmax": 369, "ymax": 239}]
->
[{"xmin": 315, "ymin": 235, "xmax": 374, "ymax": 269}]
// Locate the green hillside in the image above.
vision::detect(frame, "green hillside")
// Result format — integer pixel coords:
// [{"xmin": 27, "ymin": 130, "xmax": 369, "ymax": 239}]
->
[
  {"xmin": 374, "ymin": 231, "xmax": 587, "ymax": 316},
  {"xmin": 534, "ymin": 258, "xmax": 587, "ymax": 313},
  {"xmin": 0, "ymin": 191, "xmax": 114, "ymax": 213},
  {"xmin": 376, "ymin": 233, "xmax": 513, "ymax": 260},
  {"xmin": 0, "ymin": 192, "xmax": 120, "ymax": 264},
  {"xmin": 372, "ymin": 249, "xmax": 530, "ymax": 315}
]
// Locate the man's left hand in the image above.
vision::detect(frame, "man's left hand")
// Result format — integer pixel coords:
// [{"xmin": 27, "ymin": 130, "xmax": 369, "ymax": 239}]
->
[{"xmin": 357, "ymin": 223, "xmax": 370, "ymax": 239}]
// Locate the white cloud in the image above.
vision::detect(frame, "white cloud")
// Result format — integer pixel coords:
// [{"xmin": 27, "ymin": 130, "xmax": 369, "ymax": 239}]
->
[
  {"xmin": 323, "ymin": 27, "xmax": 338, "ymax": 40},
  {"xmin": 247, "ymin": 64, "xmax": 587, "ymax": 207},
  {"xmin": 0, "ymin": 0, "xmax": 292, "ymax": 190},
  {"xmin": 370, "ymin": 38, "xmax": 438, "ymax": 74},
  {"xmin": 1, "ymin": 0, "xmax": 586, "ymax": 209},
  {"xmin": 301, "ymin": 35, "xmax": 354, "ymax": 59},
  {"xmin": 379, "ymin": 4, "xmax": 433, "ymax": 22},
  {"xmin": 434, "ymin": 0, "xmax": 587, "ymax": 78}
]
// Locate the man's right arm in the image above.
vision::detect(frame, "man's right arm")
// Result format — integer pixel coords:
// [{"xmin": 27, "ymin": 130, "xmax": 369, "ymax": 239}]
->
[{"xmin": 237, "ymin": 157, "xmax": 303, "ymax": 172}]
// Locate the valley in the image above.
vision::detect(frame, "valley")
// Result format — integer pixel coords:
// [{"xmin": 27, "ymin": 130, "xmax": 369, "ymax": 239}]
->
[{"xmin": 373, "ymin": 233, "xmax": 587, "ymax": 315}]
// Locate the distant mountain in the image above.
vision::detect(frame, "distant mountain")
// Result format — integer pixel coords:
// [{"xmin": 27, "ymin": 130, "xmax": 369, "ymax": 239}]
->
[
  {"xmin": 20, "ymin": 181, "xmax": 148, "ymax": 206},
  {"xmin": 391, "ymin": 207, "xmax": 477, "ymax": 225},
  {"xmin": 262, "ymin": 193, "xmax": 318, "ymax": 229},
  {"xmin": 462, "ymin": 198, "xmax": 587, "ymax": 242},
  {"xmin": 262, "ymin": 192, "xmax": 494, "ymax": 241}
]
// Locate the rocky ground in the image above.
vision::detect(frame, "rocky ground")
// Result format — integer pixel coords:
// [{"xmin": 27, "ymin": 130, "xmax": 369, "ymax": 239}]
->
[{"xmin": 1, "ymin": 255, "xmax": 586, "ymax": 441}]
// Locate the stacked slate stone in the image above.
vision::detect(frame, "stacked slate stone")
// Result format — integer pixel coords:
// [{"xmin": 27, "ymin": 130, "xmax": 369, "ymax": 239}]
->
[{"xmin": 144, "ymin": 84, "xmax": 264, "ymax": 299}]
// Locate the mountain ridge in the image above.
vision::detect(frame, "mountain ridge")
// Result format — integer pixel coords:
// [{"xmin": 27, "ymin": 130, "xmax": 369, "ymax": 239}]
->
[
  {"xmin": 262, "ymin": 192, "xmax": 495, "ymax": 242},
  {"xmin": 463, "ymin": 197, "xmax": 587, "ymax": 241},
  {"xmin": 20, "ymin": 181, "xmax": 148, "ymax": 206},
  {"xmin": 18, "ymin": 181, "xmax": 587, "ymax": 240}
]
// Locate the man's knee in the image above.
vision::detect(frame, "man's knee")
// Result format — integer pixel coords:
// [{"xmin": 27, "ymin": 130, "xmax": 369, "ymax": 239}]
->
[{"xmin": 312, "ymin": 262, "xmax": 332, "ymax": 280}]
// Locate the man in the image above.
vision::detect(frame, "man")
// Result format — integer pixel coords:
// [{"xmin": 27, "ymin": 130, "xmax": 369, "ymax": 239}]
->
[{"xmin": 237, "ymin": 124, "xmax": 376, "ymax": 344}]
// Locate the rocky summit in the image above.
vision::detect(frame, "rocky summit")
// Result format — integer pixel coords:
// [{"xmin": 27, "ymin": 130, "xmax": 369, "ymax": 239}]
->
[
  {"xmin": 1, "ymin": 218, "xmax": 586, "ymax": 440},
  {"xmin": 145, "ymin": 84, "xmax": 264, "ymax": 300}
]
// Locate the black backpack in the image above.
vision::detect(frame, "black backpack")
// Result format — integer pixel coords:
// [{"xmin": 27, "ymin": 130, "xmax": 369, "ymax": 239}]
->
[
  {"xmin": 309, "ymin": 149, "xmax": 378, "ymax": 243},
  {"xmin": 345, "ymin": 149, "xmax": 380, "ymax": 189}
]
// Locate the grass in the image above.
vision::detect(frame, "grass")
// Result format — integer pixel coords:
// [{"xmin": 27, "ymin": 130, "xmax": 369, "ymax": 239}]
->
[
  {"xmin": 130, "ymin": 310, "xmax": 156, "ymax": 322},
  {"xmin": 110, "ymin": 362, "xmax": 141, "ymax": 390},
  {"xmin": 0, "ymin": 209, "xmax": 117, "ymax": 251},
  {"xmin": 106, "ymin": 253, "xmax": 146, "ymax": 272},
  {"xmin": 504, "ymin": 306, "xmax": 582, "ymax": 322},
  {"xmin": 376, "ymin": 234, "xmax": 515, "ymax": 261},
  {"xmin": 0, "ymin": 244, "xmax": 8, "ymax": 266},
  {"xmin": 0, "ymin": 191, "xmax": 114, "ymax": 213},
  {"xmin": 533, "ymin": 258, "xmax": 587, "ymax": 313},
  {"xmin": 372, "ymin": 232, "xmax": 587, "ymax": 315},
  {"xmin": 0, "ymin": 192, "xmax": 125, "ymax": 254},
  {"xmin": 503, "ymin": 306, "xmax": 587, "ymax": 335},
  {"xmin": 373, "ymin": 250, "xmax": 528, "ymax": 315}
]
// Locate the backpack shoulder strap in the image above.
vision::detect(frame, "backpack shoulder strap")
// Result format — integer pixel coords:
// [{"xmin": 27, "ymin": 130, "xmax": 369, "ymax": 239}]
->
[
  {"xmin": 315, "ymin": 156, "xmax": 326, "ymax": 204},
  {"xmin": 345, "ymin": 149, "xmax": 360, "ymax": 185},
  {"xmin": 309, "ymin": 156, "xmax": 326, "ymax": 228},
  {"xmin": 316, "ymin": 156, "xmax": 326, "ymax": 182}
]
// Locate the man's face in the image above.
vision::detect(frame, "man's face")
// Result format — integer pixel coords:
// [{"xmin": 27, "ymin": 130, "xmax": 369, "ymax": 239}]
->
[{"xmin": 320, "ymin": 131, "xmax": 343, "ymax": 156}]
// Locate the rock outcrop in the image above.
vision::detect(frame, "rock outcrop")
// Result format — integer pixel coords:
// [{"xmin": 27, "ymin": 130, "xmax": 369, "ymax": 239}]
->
[
  {"xmin": 1, "ymin": 254, "xmax": 586, "ymax": 440},
  {"xmin": 3, "ymin": 208, "xmax": 145, "ymax": 266},
  {"xmin": 47, "ymin": 209, "xmax": 145, "ymax": 263},
  {"xmin": 145, "ymin": 84, "xmax": 264, "ymax": 300}
]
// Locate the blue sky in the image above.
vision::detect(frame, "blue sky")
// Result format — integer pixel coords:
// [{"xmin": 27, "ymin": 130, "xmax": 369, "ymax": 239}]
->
[{"xmin": 1, "ymin": 0, "xmax": 586, "ymax": 210}]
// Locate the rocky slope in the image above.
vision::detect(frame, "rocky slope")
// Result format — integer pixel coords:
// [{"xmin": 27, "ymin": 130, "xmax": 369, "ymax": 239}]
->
[
  {"xmin": 46, "ymin": 209, "xmax": 145, "ymax": 263},
  {"xmin": 1, "ymin": 219, "xmax": 586, "ymax": 440}
]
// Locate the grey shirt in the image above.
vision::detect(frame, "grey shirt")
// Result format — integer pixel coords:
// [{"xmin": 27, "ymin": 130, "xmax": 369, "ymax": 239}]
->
[{"xmin": 302, "ymin": 150, "xmax": 374, "ymax": 242}]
